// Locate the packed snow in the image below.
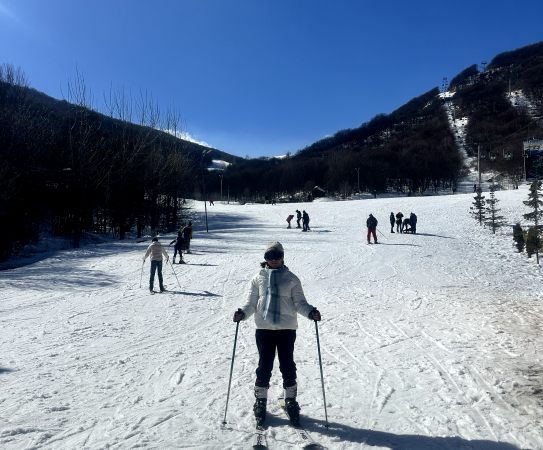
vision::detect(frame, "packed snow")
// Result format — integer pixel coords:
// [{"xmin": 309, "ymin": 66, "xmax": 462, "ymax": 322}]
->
[{"xmin": 1, "ymin": 187, "xmax": 543, "ymax": 449}]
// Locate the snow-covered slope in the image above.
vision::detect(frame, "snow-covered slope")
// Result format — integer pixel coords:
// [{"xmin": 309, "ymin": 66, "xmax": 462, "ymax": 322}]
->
[{"xmin": 1, "ymin": 188, "xmax": 543, "ymax": 449}]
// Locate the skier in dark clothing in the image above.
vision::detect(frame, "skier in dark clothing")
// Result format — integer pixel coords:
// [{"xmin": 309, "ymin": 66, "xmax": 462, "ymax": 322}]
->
[
  {"xmin": 169, "ymin": 232, "xmax": 185, "ymax": 264},
  {"xmin": 402, "ymin": 217, "xmax": 411, "ymax": 233},
  {"xmin": 410, "ymin": 212, "xmax": 418, "ymax": 234},
  {"xmin": 395, "ymin": 212, "xmax": 404, "ymax": 233},
  {"xmin": 302, "ymin": 211, "xmax": 310, "ymax": 231},
  {"xmin": 295, "ymin": 210, "xmax": 302, "ymax": 228},
  {"xmin": 232, "ymin": 242, "xmax": 321, "ymax": 425},
  {"xmin": 389, "ymin": 212, "xmax": 395, "ymax": 233},
  {"xmin": 366, "ymin": 214, "xmax": 378, "ymax": 244}
]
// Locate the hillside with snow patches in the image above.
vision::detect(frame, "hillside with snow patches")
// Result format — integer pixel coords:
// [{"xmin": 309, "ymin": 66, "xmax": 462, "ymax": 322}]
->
[{"xmin": 1, "ymin": 188, "xmax": 543, "ymax": 450}]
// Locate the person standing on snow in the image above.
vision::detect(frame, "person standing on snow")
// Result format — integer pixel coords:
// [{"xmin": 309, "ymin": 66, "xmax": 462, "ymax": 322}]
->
[
  {"xmin": 366, "ymin": 213, "xmax": 378, "ymax": 244},
  {"xmin": 232, "ymin": 242, "xmax": 321, "ymax": 425},
  {"xmin": 410, "ymin": 212, "xmax": 418, "ymax": 234},
  {"xmin": 395, "ymin": 212, "xmax": 404, "ymax": 233},
  {"xmin": 302, "ymin": 211, "xmax": 310, "ymax": 231},
  {"xmin": 181, "ymin": 222, "xmax": 193, "ymax": 253},
  {"xmin": 296, "ymin": 210, "xmax": 302, "ymax": 228},
  {"xmin": 389, "ymin": 212, "xmax": 395, "ymax": 233},
  {"xmin": 169, "ymin": 232, "xmax": 185, "ymax": 264},
  {"xmin": 143, "ymin": 237, "xmax": 169, "ymax": 293}
]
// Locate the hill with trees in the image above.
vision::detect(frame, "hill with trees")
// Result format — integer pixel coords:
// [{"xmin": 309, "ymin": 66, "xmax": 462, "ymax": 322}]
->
[
  {"xmin": 0, "ymin": 65, "xmax": 240, "ymax": 260},
  {"xmin": 1, "ymin": 40, "xmax": 542, "ymax": 261},
  {"xmin": 213, "ymin": 41, "xmax": 543, "ymax": 203}
]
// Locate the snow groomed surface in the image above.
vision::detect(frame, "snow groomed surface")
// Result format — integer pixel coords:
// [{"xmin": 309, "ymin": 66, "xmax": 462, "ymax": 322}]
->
[{"xmin": 1, "ymin": 187, "xmax": 543, "ymax": 449}]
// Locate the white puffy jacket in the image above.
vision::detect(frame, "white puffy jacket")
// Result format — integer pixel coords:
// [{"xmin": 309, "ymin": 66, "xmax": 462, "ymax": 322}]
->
[
  {"xmin": 240, "ymin": 265, "xmax": 314, "ymax": 330},
  {"xmin": 143, "ymin": 241, "xmax": 169, "ymax": 262}
]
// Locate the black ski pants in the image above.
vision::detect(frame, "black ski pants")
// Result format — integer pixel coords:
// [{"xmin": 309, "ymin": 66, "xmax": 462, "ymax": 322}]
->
[{"xmin": 255, "ymin": 329, "xmax": 296, "ymax": 387}]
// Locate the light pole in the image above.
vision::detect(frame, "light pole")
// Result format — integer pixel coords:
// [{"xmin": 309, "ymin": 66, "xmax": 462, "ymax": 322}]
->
[
  {"xmin": 478, "ymin": 144, "xmax": 482, "ymax": 189},
  {"xmin": 201, "ymin": 149, "xmax": 211, "ymax": 232},
  {"xmin": 355, "ymin": 167, "xmax": 360, "ymax": 193},
  {"xmin": 219, "ymin": 174, "xmax": 223, "ymax": 203}
]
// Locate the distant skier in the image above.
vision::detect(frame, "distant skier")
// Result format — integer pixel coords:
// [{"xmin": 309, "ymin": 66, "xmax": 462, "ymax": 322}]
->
[
  {"xmin": 302, "ymin": 211, "xmax": 310, "ymax": 231},
  {"xmin": 143, "ymin": 237, "xmax": 169, "ymax": 293},
  {"xmin": 389, "ymin": 212, "xmax": 395, "ymax": 233},
  {"xmin": 373, "ymin": 189, "xmax": 377, "ymax": 199},
  {"xmin": 410, "ymin": 212, "xmax": 418, "ymax": 234},
  {"xmin": 286, "ymin": 214, "xmax": 294, "ymax": 228},
  {"xmin": 181, "ymin": 222, "xmax": 193, "ymax": 253},
  {"xmin": 473, "ymin": 184, "xmax": 477, "ymax": 193},
  {"xmin": 296, "ymin": 210, "xmax": 302, "ymax": 228},
  {"xmin": 402, "ymin": 217, "xmax": 411, "ymax": 233},
  {"xmin": 169, "ymin": 232, "xmax": 186, "ymax": 264},
  {"xmin": 232, "ymin": 242, "xmax": 321, "ymax": 425},
  {"xmin": 395, "ymin": 212, "xmax": 404, "ymax": 233},
  {"xmin": 366, "ymin": 214, "xmax": 378, "ymax": 244},
  {"xmin": 209, "ymin": 197, "xmax": 214, "ymax": 206}
]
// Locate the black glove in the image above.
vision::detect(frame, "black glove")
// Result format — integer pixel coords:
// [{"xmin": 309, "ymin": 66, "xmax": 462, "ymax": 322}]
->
[
  {"xmin": 309, "ymin": 308, "xmax": 321, "ymax": 321},
  {"xmin": 233, "ymin": 308, "xmax": 245, "ymax": 322}
]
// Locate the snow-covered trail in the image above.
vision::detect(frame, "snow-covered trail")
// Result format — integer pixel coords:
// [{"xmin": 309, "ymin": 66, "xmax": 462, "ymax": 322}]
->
[{"xmin": 1, "ymin": 189, "xmax": 543, "ymax": 449}]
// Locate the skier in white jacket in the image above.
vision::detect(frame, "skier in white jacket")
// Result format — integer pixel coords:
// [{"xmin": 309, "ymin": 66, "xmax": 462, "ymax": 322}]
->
[
  {"xmin": 233, "ymin": 241, "xmax": 321, "ymax": 424},
  {"xmin": 143, "ymin": 237, "xmax": 169, "ymax": 293}
]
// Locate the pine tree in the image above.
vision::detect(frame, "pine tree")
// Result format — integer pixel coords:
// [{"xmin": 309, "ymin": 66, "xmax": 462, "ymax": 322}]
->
[
  {"xmin": 523, "ymin": 180, "xmax": 543, "ymax": 264},
  {"xmin": 484, "ymin": 187, "xmax": 505, "ymax": 234},
  {"xmin": 513, "ymin": 222, "xmax": 525, "ymax": 253},
  {"xmin": 470, "ymin": 187, "xmax": 486, "ymax": 225}
]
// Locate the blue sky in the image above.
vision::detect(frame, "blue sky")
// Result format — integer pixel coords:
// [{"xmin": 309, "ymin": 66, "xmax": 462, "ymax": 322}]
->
[{"xmin": 1, "ymin": 0, "xmax": 542, "ymax": 158}]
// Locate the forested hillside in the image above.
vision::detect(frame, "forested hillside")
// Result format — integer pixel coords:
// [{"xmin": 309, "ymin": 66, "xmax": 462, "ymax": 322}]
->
[
  {"xmin": 219, "ymin": 88, "xmax": 465, "ymax": 201},
  {"xmin": 451, "ymin": 41, "xmax": 543, "ymax": 182},
  {"xmin": 0, "ymin": 65, "xmax": 239, "ymax": 260},
  {"xmin": 214, "ymin": 42, "xmax": 543, "ymax": 202}
]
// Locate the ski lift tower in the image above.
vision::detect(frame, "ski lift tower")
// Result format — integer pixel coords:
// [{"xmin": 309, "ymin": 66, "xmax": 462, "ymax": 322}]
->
[
  {"xmin": 442, "ymin": 77, "xmax": 448, "ymax": 93},
  {"xmin": 481, "ymin": 61, "xmax": 488, "ymax": 72}
]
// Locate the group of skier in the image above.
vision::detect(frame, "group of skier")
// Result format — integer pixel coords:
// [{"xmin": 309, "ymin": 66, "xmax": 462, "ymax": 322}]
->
[
  {"xmin": 142, "ymin": 222, "xmax": 193, "ymax": 293},
  {"xmin": 366, "ymin": 212, "xmax": 418, "ymax": 244},
  {"xmin": 389, "ymin": 212, "xmax": 417, "ymax": 234},
  {"xmin": 289, "ymin": 210, "xmax": 310, "ymax": 231}
]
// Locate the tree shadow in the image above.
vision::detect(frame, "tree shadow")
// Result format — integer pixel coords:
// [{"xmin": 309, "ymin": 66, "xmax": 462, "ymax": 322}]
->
[{"xmin": 303, "ymin": 417, "xmax": 521, "ymax": 450}]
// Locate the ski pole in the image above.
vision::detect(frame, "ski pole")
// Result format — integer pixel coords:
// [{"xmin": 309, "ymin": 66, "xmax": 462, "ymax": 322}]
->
[
  {"xmin": 376, "ymin": 228, "xmax": 387, "ymax": 240},
  {"xmin": 168, "ymin": 259, "xmax": 182, "ymax": 289},
  {"xmin": 139, "ymin": 260, "xmax": 145, "ymax": 288},
  {"xmin": 222, "ymin": 309, "xmax": 242, "ymax": 425},
  {"xmin": 314, "ymin": 316, "xmax": 329, "ymax": 428}
]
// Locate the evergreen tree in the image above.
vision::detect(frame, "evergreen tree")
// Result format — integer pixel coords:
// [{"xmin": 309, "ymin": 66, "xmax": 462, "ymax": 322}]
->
[
  {"xmin": 512, "ymin": 222, "xmax": 525, "ymax": 253},
  {"xmin": 523, "ymin": 180, "xmax": 543, "ymax": 264},
  {"xmin": 484, "ymin": 187, "xmax": 505, "ymax": 234},
  {"xmin": 470, "ymin": 187, "xmax": 486, "ymax": 225}
]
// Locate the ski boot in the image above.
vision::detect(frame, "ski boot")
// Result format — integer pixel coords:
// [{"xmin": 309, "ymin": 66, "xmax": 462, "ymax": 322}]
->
[
  {"xmin": 284, "ymin": 381, "xmax": 300, "ymax": 425},
  {"xmin": 253, "ymin": 386, "xmax": 268, "ymax": 424}
]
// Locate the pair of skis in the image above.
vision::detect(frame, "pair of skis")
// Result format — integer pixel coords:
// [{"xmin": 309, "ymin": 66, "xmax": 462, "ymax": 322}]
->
[
  {"xmin": 252, "ymin": 399, "xmax": 321, "ymax": 449},
  {"xmin": 149, "ymin": 286, "xmax": 167, "ymax": 295}
]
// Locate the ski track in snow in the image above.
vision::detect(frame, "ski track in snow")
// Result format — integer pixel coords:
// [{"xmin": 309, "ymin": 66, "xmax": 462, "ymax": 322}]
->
[{"xmin": 1, "ymin": 190, "xmax": 543, "ymax": 449}]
